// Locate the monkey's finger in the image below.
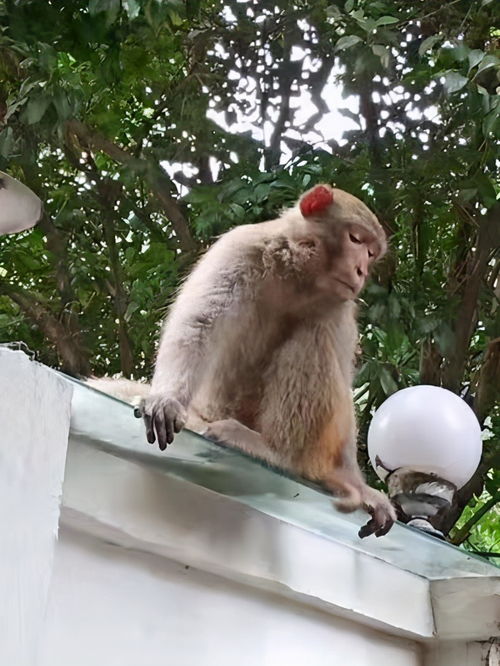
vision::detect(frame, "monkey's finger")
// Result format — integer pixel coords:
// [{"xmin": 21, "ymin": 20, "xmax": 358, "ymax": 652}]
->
[
  {"xmin": 358, "ymin": 519, "xmax": 377, "ymax": 539},
  {"xmin": 165, "ymin": 416, "xmax": 175, "ymax": 445},
  {"xmin": 154, "ymin": 411, "xmax": 168, "ymax": 451},
  {"xmin": 375, "ymin": 521, "xmax": 393, "ymax": 538},
  {"xmin": 173, "ymin": 416, "xmax": 184, "ymax": 433},
  {"xmin": 144, "ymin": 413, "xmax": 156, "ymax": 444},
  {"xmin": 374, "ymin": 512, "xmax": 394, "ymax": 538}
]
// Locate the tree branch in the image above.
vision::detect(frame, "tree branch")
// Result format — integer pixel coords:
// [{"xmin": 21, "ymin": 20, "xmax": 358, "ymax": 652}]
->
[
  {"xmin": 93, "ymin": 175, "xmax": 135, "ymax": 377},
  {"xmin": 266, "ymin": 23, "xmax": 295, "ymax": 169},
  {"xmin": 443, "ymin": 202, "xmax": 500, "ymax": 392},
  {"xmin": 450, "ymin": 492, "xmax": 500, "ymax": 545},
  {"xmin": 0, "ymin": 283, "xmax": 89, "ymax": 376},
  {"xmin": 65, "ymin": 119, "xmax": 197, "ymax": 253},
  {"xmin": 19, "ymin": 164, "xmax": 90, "ymax": 375},
  {"xmin": 475, "ymin": 337, "xmax": 500, "ymax": 424}
]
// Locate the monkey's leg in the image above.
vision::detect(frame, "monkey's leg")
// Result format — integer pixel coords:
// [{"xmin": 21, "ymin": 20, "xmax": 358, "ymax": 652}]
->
[
  {"xmin": 202, "ymin": 418, "xmax": 279, "ymax": 465},
  {"xmin": 323, "ymin": 456, "xmax": 396, "ymax": 538}
]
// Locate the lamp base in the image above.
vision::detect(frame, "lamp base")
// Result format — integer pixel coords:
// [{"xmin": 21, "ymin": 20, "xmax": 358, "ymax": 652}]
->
[
  {"xmin": 406, "ymin": 517, "xmax": 445, "ymax": 539},
  {"xmin": 386, "ymin": 468, "xmax": 457, "ymax": 538}
]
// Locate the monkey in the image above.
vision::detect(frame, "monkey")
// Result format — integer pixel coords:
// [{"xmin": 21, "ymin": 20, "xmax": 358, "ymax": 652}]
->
[{"xmin": 132, "ymin": 184, "xmax": 395, "ymax": 538}]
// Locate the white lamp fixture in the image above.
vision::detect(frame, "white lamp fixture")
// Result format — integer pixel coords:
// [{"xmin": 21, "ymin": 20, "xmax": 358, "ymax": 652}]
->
[
  {"xmin": 368, "ymin": 385, "xmax": 483, "ymax": 538},
  {"xmin": 0, "ymin": 171, "xmax": 42, "ymax": 235}
]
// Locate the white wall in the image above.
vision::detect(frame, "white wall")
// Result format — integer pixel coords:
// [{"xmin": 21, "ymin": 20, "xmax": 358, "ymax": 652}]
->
[
  {"xmin": 38, "ymin": 527, "xmax": 422, "ymax": 666},
  {"xmin": 0, "ymin": 349, "xmax": 72, "ymax": 666}
]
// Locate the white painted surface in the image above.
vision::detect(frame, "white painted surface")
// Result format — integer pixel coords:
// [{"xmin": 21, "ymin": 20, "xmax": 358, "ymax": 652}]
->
[
  {"xmin": 431, "ymin": 577, "xmax": 500, "ymax": 641},
  {"xmin": 0, "ymin": 353, "xmax": 497, "ymax": 666},
  {"xmin": 60, "ymin": 439, "xmax": 433, "ymax": 639},
  {"xmin": 38, "ymin": 527, "xmax": 422, "ymax": 666},
  {"xmin": 0, "ymin": 349, "xmax": 72, "ymax": 666}
]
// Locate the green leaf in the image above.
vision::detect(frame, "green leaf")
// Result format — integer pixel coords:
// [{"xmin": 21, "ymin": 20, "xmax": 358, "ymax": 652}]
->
[
  {"xmin": 458, "ymin": 188, "xmax": 478, "ymax": 203},
  {"xmin": 89, "ymin": 0, "xmax": 120, "ymax": 25},
  {"xmin": 335, "ymin": 35, "xmax": 362, "ymax": 51},
  {"xmin": 379, "ymin": 367, "xmax": 398, "ymax": 396},
  {"xmin": 355, "ymin": 361, "xmax": 372, "ymax": 384},
  {"xmin": 89, "ymin": 0, "xmax": 119, "ymax": 15},
  {"xmin": 451, "ymin": 42, "xmax": 469, "ymax": 62},
  {"xmin": 52, "ymin": 90, "xmax": 72, "ymax": 120},
  {"xmin": 435, "ymin": 324, "xmax": 454, "ymax": 356},
  {"xmin": 372, "ymin": 44, "xmax": 390, "ymax": 68},
  {"xmin": 375, "ymin": 15, "xmax": 398, "ymax": 26},
  {"xmin": 475, "ymin": 173, "xmax": 497, "ymax": 207},
  {"xmin": 167, "ymin": 9, "xmax": 183, "ymax": 27},
  {"xmin": 418, "ymin": 35, "xmax": 441, "ymax": 56},
  {"xmin": 229, "ymin": 203, "xmax": 245, "ymax": 220},
  {"xmin": 326, "ymin": 5, "xmax": 342, "ymax": 19},
  {"xmin": 254, "ymin": 183, "xmax": 271, "ymax": 201},
  {"xmin": 124, "ymin": 301, "xmax": 139, "ymax": 322},
  {"xmin": 0, "ymin": 127, "xmax": 15, "ymax": 158},
  {"xmin": 483, "ymin": 106, "xmax": 500, "ymax": 137},
  {"xmin": 476, "ymin": 54, "xmax": 500, "ymax": 76},
  {"xmin": 23, "ymin": 93, "xmax": 51, "ymax": 125},
  {"xmin": 356, "ymin": 16, "xmax": 376, "ymax": 32},
  {"xmin": 467, "ymin": 49, "xmax": 484, "ymax": 72},
  {"xmin": 345, "ymin": 0, "xmax": 355, "ymax": 12},
  {"xmin": 442, "ymin": 71, "xmax": 468, "ymax": 94},
  {"xmin": 301, "ymin": 174, "xmax": 312, "ymax": 188}
]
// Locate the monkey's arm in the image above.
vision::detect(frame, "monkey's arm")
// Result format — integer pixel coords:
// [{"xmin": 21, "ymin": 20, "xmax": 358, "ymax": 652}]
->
[{"xmin": 143, "ymin": 234, "xmax": 249, "ymax": 450}]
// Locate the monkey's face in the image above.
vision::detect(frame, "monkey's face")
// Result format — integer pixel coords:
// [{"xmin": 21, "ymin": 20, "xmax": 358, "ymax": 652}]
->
[
  {"xmin": 327, "ymin": 224, "xmax": 380, "ymax": 299},
  {"xmin": 298, "ymin": 184, "xmax": 386, "ymax": 302},
  {"xmin": 313, "ymin": 223, "xmax": 380, "ymax": 302}
]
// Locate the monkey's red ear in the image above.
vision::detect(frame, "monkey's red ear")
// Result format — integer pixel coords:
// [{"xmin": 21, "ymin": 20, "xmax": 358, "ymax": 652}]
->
[{"xmin": 299, "ymin": 185, "xmax": 334, "ymax": 217}]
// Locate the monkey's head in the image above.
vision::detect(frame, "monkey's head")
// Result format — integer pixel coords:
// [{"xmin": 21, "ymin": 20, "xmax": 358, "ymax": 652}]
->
[{"xmin": 298, "ymin": 184, "xmax": 387, "ymax": 301}]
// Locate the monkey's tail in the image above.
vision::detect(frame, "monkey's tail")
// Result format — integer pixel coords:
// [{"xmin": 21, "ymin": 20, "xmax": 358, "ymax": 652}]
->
[
  {"xmin": 323, "ymin": 472, "xmax": 362, "ymax": 513},
  {"xmin": 85, "ymin": 376, "xmax": 150, "ymax": 407}
]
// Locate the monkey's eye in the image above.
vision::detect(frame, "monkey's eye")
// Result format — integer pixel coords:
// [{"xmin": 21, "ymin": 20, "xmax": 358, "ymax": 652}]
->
[
  {"xmin": 368, "ymin": 250, "xmax": 374, "ymax": 258},
  {"xmin": 349, "ymin": 233, "xmax": 362, "ymax": 244}
]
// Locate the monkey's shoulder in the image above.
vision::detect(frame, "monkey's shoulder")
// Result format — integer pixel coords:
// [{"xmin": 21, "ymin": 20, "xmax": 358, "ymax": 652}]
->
[{"xmin": 202, "ymin": 220, "xmax": 286, "ymax": 267}]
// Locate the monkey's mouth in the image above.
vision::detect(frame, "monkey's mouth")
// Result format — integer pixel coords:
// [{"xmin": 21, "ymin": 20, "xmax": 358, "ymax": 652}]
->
[{"xmin": 334, "ymin": 277, "xmax": 356, "ymax": 294}]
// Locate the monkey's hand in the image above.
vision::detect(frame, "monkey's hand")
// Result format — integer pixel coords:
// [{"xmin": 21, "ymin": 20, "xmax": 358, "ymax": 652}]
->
[
  {"xmin": 134, "ymin": 394, "xmax": 187, "ymax": 451},
  {"xmin": 358, "ymin": 488, "xmax": 396, "ymax": 539}
]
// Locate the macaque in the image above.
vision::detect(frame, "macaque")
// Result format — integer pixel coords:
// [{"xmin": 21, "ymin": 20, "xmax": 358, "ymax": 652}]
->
[{"xmin": 135, "ymin": 183, "xmax": 396, "ymax": 538}]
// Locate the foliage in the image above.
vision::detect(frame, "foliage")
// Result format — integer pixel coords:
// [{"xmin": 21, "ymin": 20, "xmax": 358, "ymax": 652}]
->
[{"xmin": 0, "ymin": 0, "xmax": 498, "ymax": 552}]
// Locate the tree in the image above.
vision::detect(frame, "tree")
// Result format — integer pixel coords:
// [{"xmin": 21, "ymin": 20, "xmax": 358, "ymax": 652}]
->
[{"xmin": 0, "ymin": 0, "xmax": 498, "ymax": 555}]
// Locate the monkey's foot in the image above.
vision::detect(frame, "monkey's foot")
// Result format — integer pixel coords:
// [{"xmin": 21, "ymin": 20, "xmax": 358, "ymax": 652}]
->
[
  {"xmin": 203, "ymin": 419, "xmax": 278, "ymax": 465},
  {"xmin": 358, "ymin": 488, "xmax": 396, "ymax": 539}
]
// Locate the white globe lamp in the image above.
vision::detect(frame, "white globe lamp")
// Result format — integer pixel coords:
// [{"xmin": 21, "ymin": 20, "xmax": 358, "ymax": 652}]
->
[
  {"xmin": 368, "ymin": 385, "xmax": 482, "ymax": 537},
  {"xmin": 0, "ymin": 171, "xmax": 42, "ymax": 235}
]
